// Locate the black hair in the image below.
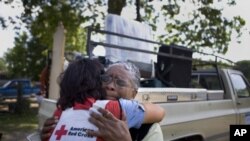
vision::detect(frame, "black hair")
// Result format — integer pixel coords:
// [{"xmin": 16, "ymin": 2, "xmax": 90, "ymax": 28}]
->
[{"xmin": 57, "ymin": 58, "xmax": 105, "ymax": 110}]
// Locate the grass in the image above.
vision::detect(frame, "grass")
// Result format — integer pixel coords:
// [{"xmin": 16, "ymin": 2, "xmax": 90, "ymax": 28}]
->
[
  {"xmin": 0, "ymin": 111, "xmax": 38, "ymax": 133},
  {"xmin": 0, "ymin": 100, "xmax": 39, "ymax": 133}
]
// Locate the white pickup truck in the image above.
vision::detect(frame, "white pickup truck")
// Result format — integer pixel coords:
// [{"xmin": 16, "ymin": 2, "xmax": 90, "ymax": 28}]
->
[
  {"xmin": 137, "ymin": 68, "xmax": 250, "ymax": 141},
  {"xmin": 34, "ymin": 27, "xmax": 250, "ymax": 141}
]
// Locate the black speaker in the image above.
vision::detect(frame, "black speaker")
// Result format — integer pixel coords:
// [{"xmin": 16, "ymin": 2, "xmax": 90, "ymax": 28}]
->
[{"xmin": 156, "ymin": 45, "xmax": 193, "ymax": 87}]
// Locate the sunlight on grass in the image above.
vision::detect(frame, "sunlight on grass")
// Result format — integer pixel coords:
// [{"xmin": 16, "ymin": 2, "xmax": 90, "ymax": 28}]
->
[
  {"xmin": 19, "ymin": 123, "xmax": 38, "ymax": 128},
  {"xmin": 0, "ymin": 108, "xmax": 39, "ymax": 133}
]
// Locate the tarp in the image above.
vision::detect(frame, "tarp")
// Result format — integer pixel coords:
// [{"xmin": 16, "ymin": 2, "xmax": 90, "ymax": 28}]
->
[{"xmin": 104, "ymin": 14, "xmax": 156, "ymax": 64}]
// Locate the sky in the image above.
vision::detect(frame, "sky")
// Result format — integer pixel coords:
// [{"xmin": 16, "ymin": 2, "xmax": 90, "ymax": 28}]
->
[
  {"xmin": 220, "ymin": 0, "xmax": 250, "ymax": 62},
  {"xmin": 0, "ymin": 0, "xmax": 250, "ymax": 62}
]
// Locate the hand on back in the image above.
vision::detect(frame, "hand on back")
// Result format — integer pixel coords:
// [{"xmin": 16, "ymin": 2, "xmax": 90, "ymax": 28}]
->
[
  {"xmin": 40, "ymin": 116, "xmax": 58, "ymax": 141},
  {"xmin": 88, "ymin": 108, "xmax": 132, "ymax": 141}
]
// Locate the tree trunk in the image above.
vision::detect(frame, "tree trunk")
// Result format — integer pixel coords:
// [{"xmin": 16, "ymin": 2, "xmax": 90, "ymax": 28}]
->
[
  {"xmin": 14, "ymin": 82, "xmax": 30, "ymax": 114},
  {"xmin": 107, "ymin": 0, "xmax": 141, "ymax": 22},
  {"xmin": 108, "ymin": 0, "xmax": 126, "ymax": 15},
  {"xmin": 135, "ymin": 0, "xmax": 141, "ymax": 22}
]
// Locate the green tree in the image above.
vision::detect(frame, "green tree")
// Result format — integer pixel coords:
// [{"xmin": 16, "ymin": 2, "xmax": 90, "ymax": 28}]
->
[
  {"xmin": 158, "ymin": 0, "xmax": 245, "ymax": 54},
  {"xmin": 4, "ymin": 33, "xmax": 47, "ymax": 80},
  {"xmin": 25, "ymin": 37, "xmax": 48, "ymax": 80},
  {"xmin": 4, "ymin": 33, "xmax": 28, "ymax": 78},
  {"xmin": 234, "ymin": 60, "xmax": 250, "ymax": 83},
  {"xmin": 0, "ymin": 0, "xmax": 247, "ymax": 62},
  {"xmin": 0, "ymin": 16, "xmax": 7, "ymax": 29},
  {"xmin": 28, "ymin": 1, "xmax": 88, "ymax": 52},
  {"xmin": 0, "ymin": 58, "xmax": 7, "ymax": 73}
]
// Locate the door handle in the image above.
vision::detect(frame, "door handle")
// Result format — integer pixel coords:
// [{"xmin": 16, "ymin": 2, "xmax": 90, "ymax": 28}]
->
[{"xmin": 237, "ymin": 102, "xmax": 241, "ymax": 105}]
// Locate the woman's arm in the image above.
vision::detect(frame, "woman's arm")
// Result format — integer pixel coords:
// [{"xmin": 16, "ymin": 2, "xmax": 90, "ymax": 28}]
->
[
  {"xmin": 119, "ymin": 99, "xmax": 165, "ymax": 128},
  {"xmin": 142, "ymin": 103, "xmax": 165, "ymax": 123}
]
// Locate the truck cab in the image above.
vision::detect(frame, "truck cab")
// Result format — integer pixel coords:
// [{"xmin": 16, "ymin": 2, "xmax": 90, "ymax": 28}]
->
[{"xmin": 0, "ymin": 79, "xmax": 40, "ymax": 99}]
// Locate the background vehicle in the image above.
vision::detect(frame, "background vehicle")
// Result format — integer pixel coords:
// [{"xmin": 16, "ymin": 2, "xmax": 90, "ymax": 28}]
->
[{"xmin": 0, "ymin": 79, "xmax": 40, "ymax": 100}]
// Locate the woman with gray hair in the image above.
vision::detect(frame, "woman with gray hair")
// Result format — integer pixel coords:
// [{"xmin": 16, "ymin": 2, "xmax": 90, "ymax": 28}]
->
[
  {"xmin": 102, "ymin": 61, "xmax": 141, "ymax": 100},
  {"xmin": 98, "ymin": 61, "xmax": 164, "ymax": 141}
]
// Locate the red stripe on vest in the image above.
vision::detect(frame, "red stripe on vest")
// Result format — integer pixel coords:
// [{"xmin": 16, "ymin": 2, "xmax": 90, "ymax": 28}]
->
[{"xmin": 105, "ymin": 100, "xmax": 121, "ymax": 120}]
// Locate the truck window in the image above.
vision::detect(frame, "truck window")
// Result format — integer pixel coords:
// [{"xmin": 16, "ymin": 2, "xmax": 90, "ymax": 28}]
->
[
  {"xmin": 191, "ymin": 74, "xmax": 222, "ymax": 90},
  {"xmin": 9, "ymin": 81, "xmax": 18, "ymax": 88},
  {"xmin": 230, "ymin": 74, "xmax": 250, "ymax": 98},
  {"xmin": 2, "ymin": 81, "xmax": 11, "ymax": 88},
  {"xmin": 20, "ymin": 81, "xmax": 29, "ymax": 87}
]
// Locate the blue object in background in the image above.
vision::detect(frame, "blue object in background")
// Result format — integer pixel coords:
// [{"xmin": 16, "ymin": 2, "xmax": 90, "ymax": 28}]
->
[{"xmin": 0, "ymin": 79, "xmax": 40, "ymax": 99}]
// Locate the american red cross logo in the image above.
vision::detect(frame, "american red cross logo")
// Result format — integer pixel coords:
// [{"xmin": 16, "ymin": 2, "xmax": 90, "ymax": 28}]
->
[{"xmin": 55, "ymin": 125, "xmax": 68, "ymax": 140}]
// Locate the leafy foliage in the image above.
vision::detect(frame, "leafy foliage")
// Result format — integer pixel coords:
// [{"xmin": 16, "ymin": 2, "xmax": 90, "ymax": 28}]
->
[
  {"xmin": 0, "ymin": 58, "xmax": 7, "ymax": 73},
  {"xmin": 4, "ymin": 33, "xmax": 47, "ymax": 80},
  {"xmin": 145, "ymin": 0, "xmax": 245, "ymax": 54},
  {"xmin": 0, "ymin": 0, "xmax": 247, "ymax": 80},
  {"xmin": 0, "ymin": 16, "xmax": 7, "ymax": 29},
  {"xmin": 27, "ymin": 1, "xmax": 88, "ymax": 52},
  {"xmin": 1, "ymin": 0, "xmax": 246, "ymax": 54}
]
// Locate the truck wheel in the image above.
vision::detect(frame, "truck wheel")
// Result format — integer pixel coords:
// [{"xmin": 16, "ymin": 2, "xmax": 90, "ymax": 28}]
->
[{"xmin": 192, "ymin": 136, "xmax": 203, "ymax": 141}]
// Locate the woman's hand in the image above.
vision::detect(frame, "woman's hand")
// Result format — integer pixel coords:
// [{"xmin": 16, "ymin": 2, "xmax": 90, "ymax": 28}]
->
[
  {"xmin": 88, "ymin": 108, "xmax": 132, "ymax": 141},
  {"xmin": 40, "ymin": 116, "xmax": 58, "ymax": 141}
]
